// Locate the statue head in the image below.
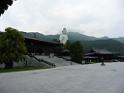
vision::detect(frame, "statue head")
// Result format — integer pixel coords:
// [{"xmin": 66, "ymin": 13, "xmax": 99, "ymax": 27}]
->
[{"xmin": 62, "ymin": 28, "xmax": 67, "ymax": 34}]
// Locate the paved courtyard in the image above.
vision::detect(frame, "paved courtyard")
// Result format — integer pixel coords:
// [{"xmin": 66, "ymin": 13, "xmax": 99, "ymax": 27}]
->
[{"xmin": 0, "ymin": 62, "xmax": 124, "ymax": 93}]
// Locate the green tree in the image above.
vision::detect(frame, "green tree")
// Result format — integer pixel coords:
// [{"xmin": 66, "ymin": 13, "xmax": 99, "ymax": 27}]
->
[
  {"xmin": 65, "ymin": 40, "xmax": 71, "ymax": 49},
  {"xmin": 0, "ymin": 0, "xmax": 15, "ymax": 16},
  {"xmin": 70, "ymin": 41, "xmax": 83, "ymax": 64},
  {"xmin": 0, "ymin": 27, "xmax": 27, "ymax": 68}
]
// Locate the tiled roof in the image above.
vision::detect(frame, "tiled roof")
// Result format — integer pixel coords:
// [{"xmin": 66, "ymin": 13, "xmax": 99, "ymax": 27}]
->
[{"xmin": 92, "ymin": 48, "xmax": 112, "ymax": 54}]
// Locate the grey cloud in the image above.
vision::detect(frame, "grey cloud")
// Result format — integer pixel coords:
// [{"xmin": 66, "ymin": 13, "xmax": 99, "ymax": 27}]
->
[{"xmin": 0, "ymin": 0, "xmax": 124, "ymax": 37}]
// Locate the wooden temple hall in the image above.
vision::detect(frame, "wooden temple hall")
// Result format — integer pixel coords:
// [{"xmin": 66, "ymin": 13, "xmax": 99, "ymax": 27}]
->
[
  {"xmin": 24, "ymin": 37, "xmax": 63, "ymax": 56},
  {"xmin": 84, "ymin": 48, "xmax": 120, "ymax": 63}
]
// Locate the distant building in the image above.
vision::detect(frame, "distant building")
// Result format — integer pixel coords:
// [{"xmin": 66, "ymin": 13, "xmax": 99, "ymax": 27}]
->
[
  {"xmin": 118, "ymin": 56, "xmax": 124, "ymax": 62},
  {"xmin": 84, "ymin": 48, "xmax": 119, "ymax": 64}
]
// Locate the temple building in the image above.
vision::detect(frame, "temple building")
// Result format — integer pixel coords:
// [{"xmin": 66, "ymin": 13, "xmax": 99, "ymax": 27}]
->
[
  {"xmin": 0, "ymin": 30, "xmax": 63, "ymax": 56},
  {"xmin": 24, "ymin": 37, "xmax": 63, "ymax": 56},
  {"xmin": 84, "ymin": 48, "xmax": 120, "ymax": 64}
]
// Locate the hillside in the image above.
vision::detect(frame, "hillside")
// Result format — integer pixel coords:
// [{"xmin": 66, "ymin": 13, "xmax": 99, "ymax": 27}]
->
[
  {"xmin": 81, "ymin": 39, "xmax": 124, "ymax": 54},
  {"xmin": 67, "ymin": 32, "xmax": 98, "ymax": 41},
  {"xmin": 22, "ymin": 32, "xmax": 51, "ymax": 41},
  {"xmin": 22, "ymin": 32, "xmax": 98, "ymax": 42}
]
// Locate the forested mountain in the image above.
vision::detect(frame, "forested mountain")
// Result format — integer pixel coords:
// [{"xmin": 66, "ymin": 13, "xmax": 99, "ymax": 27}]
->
[{"xmin": 81, "ymin": 39, "xmax": 124, "ymax": 54}]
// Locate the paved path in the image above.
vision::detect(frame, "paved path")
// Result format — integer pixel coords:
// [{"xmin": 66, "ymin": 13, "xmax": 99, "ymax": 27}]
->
[{"xmin": 0, "ymin": 63, "xmax": 124, "ymax": 93}]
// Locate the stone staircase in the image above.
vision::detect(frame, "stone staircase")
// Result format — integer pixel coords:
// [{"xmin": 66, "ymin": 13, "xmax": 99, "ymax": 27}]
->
[{"xmin": 35, "ymin": 55, "xmax": 78, "ymax": 67}]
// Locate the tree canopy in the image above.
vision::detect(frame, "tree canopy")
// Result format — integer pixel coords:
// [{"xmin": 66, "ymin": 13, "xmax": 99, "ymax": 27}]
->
[
  {"xmin": 0, "ymin": 27, "xmax": 27, "ymax": 68},
  {"xmin": 70, "ymin": 41, "xmax": 83, "ymax": 64},
  {"xmin": 0, "ymin": 0, "xmax": 15, "ymax": 16}
]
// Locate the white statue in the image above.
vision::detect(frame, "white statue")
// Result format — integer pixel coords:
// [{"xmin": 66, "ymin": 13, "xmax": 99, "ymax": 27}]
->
[{"xmin": 59, "ymin": 28, "xmax": 68, "ymax": 45}]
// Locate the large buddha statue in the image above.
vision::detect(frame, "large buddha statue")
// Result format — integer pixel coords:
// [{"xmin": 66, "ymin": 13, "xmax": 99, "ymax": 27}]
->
[{"xmin": 59, "ymin": 28, "xmax": 68, "ymax": 45}]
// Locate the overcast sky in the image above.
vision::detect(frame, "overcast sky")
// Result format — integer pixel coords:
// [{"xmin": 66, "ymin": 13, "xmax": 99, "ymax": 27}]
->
[{"xmin": 0, "ymin": 0, "xmax": 124, "ymax": 37}]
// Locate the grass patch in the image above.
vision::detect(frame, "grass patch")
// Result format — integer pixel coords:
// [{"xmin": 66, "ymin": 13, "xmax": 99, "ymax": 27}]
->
[{"xmin": 0, "ymin": 66, "xmax": 49, "ymax": 73}]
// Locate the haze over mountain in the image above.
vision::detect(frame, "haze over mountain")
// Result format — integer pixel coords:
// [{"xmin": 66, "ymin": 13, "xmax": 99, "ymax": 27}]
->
[
  {"xmin": 22, "ymin": 31, "xmax": 124, "ymax": 54},
  {"xmin": 23, "ymin": 31, "xmax": 99, "ymax": 42},
  {"xmin": 113, "ymin": 37, "xmax": 124, "ymax": 44}
]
